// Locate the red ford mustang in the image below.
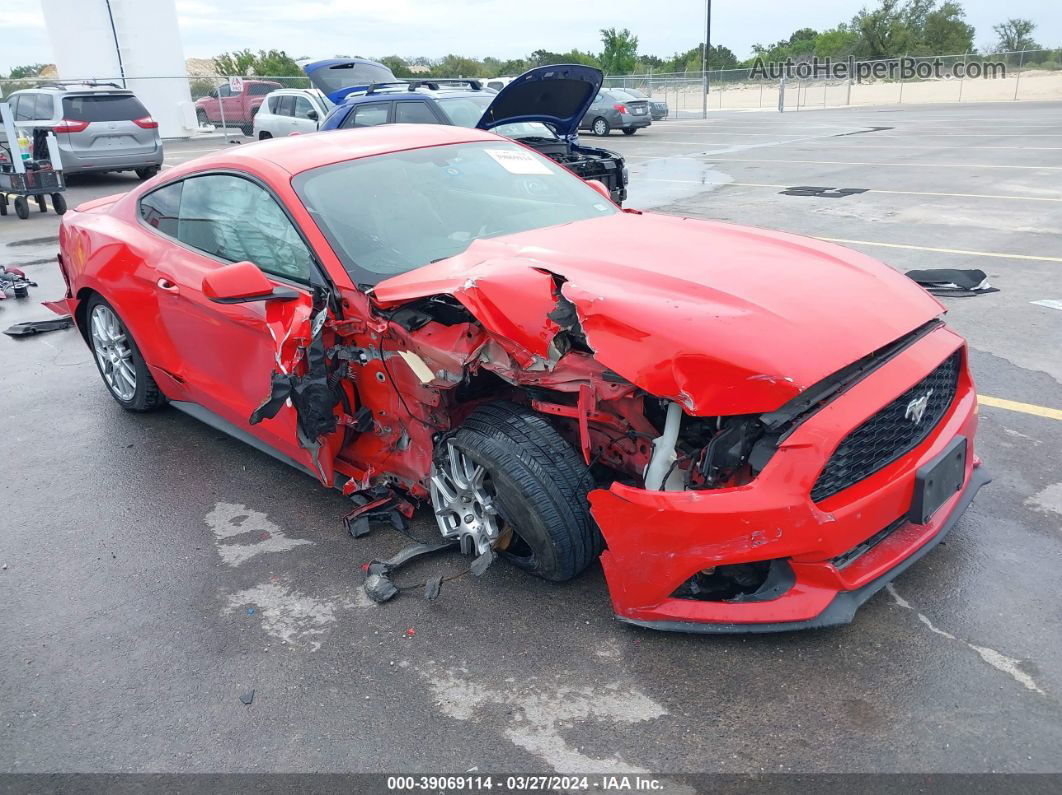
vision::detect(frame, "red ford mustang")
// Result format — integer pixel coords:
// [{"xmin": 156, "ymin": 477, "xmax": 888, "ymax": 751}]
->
[{"xmin": 48, "ymin": 125, "xmax": 988, "ymax": 632}]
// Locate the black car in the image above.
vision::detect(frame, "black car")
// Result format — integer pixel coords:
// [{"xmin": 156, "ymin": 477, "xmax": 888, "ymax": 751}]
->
[{"xmin": 317, "ymin": 65, "xmax": 629, "ymax": 204}]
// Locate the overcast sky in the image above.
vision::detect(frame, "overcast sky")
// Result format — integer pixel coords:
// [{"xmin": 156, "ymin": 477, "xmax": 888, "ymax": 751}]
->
[{"xmin": 2, "ymin": 0, "xmax": 1060, "ymax": 74}]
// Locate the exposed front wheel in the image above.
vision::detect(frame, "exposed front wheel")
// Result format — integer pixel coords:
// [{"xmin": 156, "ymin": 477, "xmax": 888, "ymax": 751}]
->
[
  {"xmin": 591, "ymin": 117, "xmax": 610, "ymax": 136},
  {"xmin": 86, "ymin": 295, "xmax": 166, "ymax": 412},
  {"xmin": 429, "ymin": 402, "xmax": 600, "ymax": 581}
]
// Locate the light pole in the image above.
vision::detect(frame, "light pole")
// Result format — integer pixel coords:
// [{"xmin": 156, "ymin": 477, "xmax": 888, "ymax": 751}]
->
[{"xmin": 701, "ymin": 0, "xmax": 712, "ymax": 118}]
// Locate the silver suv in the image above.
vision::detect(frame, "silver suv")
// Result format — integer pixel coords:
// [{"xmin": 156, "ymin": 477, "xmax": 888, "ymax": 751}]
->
[{"xmin": 6, "ymin": 83, "xmax": 163, "ymax": 179}]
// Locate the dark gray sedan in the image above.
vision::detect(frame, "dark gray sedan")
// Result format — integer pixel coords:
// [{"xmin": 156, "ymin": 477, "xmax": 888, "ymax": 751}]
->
[
  {"xmin": 623, "ymin": 88, "xmax": 668, "ymax": 120},
  {"xmin": 579, "ymin": 89, "xmax": 652, "ymax": 136}
]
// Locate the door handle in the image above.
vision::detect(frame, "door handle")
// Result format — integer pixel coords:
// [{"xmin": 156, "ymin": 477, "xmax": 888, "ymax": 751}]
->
[{"xmin": 156, "ymin": 277, "xmax": 179, "ymax": 294}]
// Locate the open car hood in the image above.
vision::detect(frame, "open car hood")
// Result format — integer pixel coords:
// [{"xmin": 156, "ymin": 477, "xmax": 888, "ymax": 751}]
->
[
  {"xmin": 303, "ymin": 58, "xmax": 399, "ymax": 103},
  {"xmin": 476, "ymin": 64, "xmax": 602, "ymax": 139},
  {"xmin": 372, "ymin": 213, "xmax": 945, "ymax": 417}
]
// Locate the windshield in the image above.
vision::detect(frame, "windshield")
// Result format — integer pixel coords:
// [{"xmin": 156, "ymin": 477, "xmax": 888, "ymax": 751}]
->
[
  {"xmin": 294, "ymin": 141, "xmax": 617, "ymax": 284},
  {"xmin": 311, "ymin": 62, "xmax": 396, "ymax": 93},
  {"xmin": 62, "ymin": 94, "xmax": 149, "ymax": 121},
  {"xmin": 435, "ymin": 95, "xmax": 556, "ymax": 139}
]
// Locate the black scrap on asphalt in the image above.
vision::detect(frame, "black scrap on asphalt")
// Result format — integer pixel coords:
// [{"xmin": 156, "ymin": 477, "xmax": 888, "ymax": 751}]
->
[
  {"xmin": 4, "ymin": 316, "xmax": 74, "ymax": 337},
  {"xmin": 831, "ymin": 126, "xmax": 894, "ymax": 137},
  {"xmin": 780, "ymin": 186, "xmax": 869, "ymax": 198},
  {"xmin": 905, "ymin": 268, "xmax": 999, "ymax": 297}
]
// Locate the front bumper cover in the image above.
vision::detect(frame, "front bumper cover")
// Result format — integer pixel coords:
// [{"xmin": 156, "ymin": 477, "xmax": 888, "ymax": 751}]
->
[
  {"xmin": 588, "ymin": 326, "xmax": 987, "ymax": 633},
  {"xmin": 618, "ymin": 465, "xmax": 989, "ymax": 633}
]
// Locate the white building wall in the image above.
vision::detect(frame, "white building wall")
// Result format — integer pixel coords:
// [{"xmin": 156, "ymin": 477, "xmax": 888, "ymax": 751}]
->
[{"xmin": 40, "ymin": 0, "xmax": 195, "ymax": 138}]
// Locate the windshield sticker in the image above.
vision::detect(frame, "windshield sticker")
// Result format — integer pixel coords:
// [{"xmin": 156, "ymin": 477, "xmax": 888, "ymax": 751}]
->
[{"xmin": 484, "ymin": 148, "xmax": 553, "ymax": 175}]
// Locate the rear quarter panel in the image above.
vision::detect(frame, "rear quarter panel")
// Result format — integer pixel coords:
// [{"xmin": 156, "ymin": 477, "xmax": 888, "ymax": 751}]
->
[{"xmin": 60, "ymin": 202, "xmax": 183, "ymax": 383}]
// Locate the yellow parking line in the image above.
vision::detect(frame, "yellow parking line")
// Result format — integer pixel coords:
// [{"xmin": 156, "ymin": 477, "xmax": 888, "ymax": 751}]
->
[
  {"xmin": 979, "ymin": 396, "xmax": 1062, "ymax": 422},
  {"xmin": 816, "ymin": 237, "xmax": 1062, "ymax": 263}
]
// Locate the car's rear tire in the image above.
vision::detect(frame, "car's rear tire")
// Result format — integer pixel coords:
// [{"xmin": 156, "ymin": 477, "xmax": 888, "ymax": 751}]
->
[
  {"xmin": 135, "ymin": 166, "xmax": 159, "ymax": 181},
  {"xmin": 259, "ymin": 132, "xmax": 272, "ymax": 140},
  {"xmin": 85, "ymin": 295, "xmax": 166, "ymax": 412},
  {"xmin": 591, "ymin": 117, "xmax": 610, "ymax": 136},
  {"xmin": 431, "ymin": 402, "xmax": 601, "ymax": 582},
  {"xmin": 623, "ymin": 128, "xmax": 637, "ymax": 136}
]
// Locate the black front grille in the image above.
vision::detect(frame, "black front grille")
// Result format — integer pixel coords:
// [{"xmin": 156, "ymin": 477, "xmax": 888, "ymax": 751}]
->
[{"xmin": 811, "ymin": 350, "xmax": 961, "ymax": 502}]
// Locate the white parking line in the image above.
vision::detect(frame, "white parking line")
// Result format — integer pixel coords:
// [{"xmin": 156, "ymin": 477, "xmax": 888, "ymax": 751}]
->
[
  {"xmin": 816, "ymin": 237, "xmax": 1062, "ymax": 263},
  {"xmin": 702, "ymin": 157, "xmax": 1062, "ymax": 171}
]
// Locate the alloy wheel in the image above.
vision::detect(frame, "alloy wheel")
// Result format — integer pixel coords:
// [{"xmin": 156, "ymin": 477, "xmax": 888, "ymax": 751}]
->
[
  {"xmin": 429, "ymin": 443, "xmax": 503, "ymax": 556},
  {"xmin": 90, "ymin": 304, "xmax": 136, "ymax": 401}
]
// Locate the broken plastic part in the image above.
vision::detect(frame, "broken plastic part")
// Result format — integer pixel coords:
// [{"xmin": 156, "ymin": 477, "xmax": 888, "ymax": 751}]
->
[{"xmin": 644, "ymin": 401, "xmax": 681, "ymax": 490}]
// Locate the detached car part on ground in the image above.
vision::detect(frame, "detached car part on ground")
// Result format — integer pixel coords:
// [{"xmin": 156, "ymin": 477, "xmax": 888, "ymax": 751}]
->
[
  {"xmin": 314, "ymin": 64, "xmax": 629, "ymax": 205},
  {"xmin": 47, "ymin": 125, "xmax": 987, "ymax": 633}
]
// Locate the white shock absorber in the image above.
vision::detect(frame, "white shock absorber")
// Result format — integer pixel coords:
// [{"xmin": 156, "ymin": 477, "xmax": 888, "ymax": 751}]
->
[{"xmin": 644, "ymin": 401, "xmax": 682, "ymax": 491}]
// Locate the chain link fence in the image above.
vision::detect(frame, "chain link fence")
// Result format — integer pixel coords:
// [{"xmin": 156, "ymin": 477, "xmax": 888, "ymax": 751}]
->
[
  {"xmin": 601, "ymin": 49, "xmax": 1062, "ymax": 118},
  {"xmin": 1, "ymin": 50, "xmax": 1059, "ymax": 137}
]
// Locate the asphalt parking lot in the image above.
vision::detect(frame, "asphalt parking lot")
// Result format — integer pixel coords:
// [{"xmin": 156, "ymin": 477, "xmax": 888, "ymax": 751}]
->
[{"xmin": 2, "ymin": 102, "xmax": 1061, "ymax": 776}]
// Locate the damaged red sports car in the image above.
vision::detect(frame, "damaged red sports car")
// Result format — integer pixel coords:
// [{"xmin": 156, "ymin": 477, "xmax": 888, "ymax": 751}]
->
[{"xmin": 49, "ymin": 124, "xmax": 988, "ymax": 632}]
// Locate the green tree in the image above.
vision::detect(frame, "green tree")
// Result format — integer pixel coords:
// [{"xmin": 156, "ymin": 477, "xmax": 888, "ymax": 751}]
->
[
  {"xmin": 599, "ymin": 28, "xmax": 638, "ymax": 75},
  {"xmin": 851, "ymin": 0, "xmax": 917, "ymax": 58},
  {"xmin": 379, "ymin": 55, "xmax": 412, "ymax": 78},
  {"xmin": 213, "ymin": 49, "xmax": 306, "ymax": 86},
  {"xmin": 7, "ymin": 63, "xmax": 48, "ymax": 80},
  {"xmin": 919, "ymin": 2, "xmax": 974, "ymax": 54},
  {"xmin": 431, "ymin": 55, "xmax": 486, "ymax": 78},
  {"xmin": 993, "ymin": 18, "xmax": 1040, "ymax": 52}
]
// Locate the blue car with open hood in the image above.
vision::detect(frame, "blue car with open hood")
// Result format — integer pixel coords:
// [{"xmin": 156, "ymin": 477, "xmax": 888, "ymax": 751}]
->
[{"xmin": 314, "ymin": 64, "xmax": 629, "ymax": 204}]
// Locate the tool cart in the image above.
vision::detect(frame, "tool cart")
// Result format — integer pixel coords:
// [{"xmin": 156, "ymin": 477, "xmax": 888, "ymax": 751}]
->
[{"xmin": 0, "ymin": 100, "xmax": 67, "ymax": 219}]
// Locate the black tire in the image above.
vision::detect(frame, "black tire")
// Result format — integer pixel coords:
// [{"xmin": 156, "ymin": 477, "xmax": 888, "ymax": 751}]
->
[
  {"xmin": 135, "ymin": 166, "xmax": 159, "ymax": 181},
  {"xmin": 14, "ymin": 196, "xmax": 29, "ymax": 220},
  {"xmin": 51, "ymin": 193, "xmax": 67, "ymax": 215},
  {"xmin": 591, "ymin": 117, "xmax": 611, "ymax": 136},
  {"xmin": 85, "ymin": 294, "xmax": 167, "ymax": 412},
  {"xmin": 241, "ymin": 123, "xmax": 254, "ymax": 136},
  {"xmin": 196, "ymin": 109, "xmax": 209, "ymax": 126},
  {"xmin": 445, "ymin": 402, "xmax": 600, "ymax": 581},
  {"xmin": 36, "ymin": 195, "xmax": 48, "ymax": 212},
  {"xmin": 259, "ymin": 132, "xmax": 272, "ymax": 140},
  {"xmin": 622, "ymin": 128, "xmax": 637, "ymax": 136}
]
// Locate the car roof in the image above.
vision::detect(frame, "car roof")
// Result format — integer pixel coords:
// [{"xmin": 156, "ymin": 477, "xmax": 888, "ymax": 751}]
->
[
  {"xmin": 165, "ymin": 125, "xmax": 501, "ymax": 177},
  {"xmin": 340, "ymin": 87, "xmax": 482, "ymax": 107},
  {"xmin": 16, "ymin": 84, "xmax": 133, "ymax": 95}
]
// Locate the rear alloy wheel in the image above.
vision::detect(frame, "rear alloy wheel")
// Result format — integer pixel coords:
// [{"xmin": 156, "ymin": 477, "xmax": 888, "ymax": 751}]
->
[
  {"xmin": 591, "ymin": 117, "xmax": 610, "ymax": 136},
  {"xmin": 429, "ymin": 402, "xmax": 601, "ymax": 582},
  {"xmin": 86, "ymin": 296, "xmax": 166, "ymax": 412},
  {"xmin": 135, "ymin": 166, "xmax": 159, "ymax": 181}
]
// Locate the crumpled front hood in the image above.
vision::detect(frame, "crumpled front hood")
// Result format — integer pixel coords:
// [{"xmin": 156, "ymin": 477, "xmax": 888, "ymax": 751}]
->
[{"xmin": 373, "ymin": 212, "xmax": 944, "ymax": 415}]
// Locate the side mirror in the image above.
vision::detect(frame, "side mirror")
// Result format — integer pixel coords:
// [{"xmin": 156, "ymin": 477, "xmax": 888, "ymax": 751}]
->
[
  {"xmin": 306, "ymin": 109, "xmax": 319, "ymax": 121},
  {"xmin": 202, "ymin": 261, "xmax": 300, "ymax": 303},
  {"xmin": 585, "ymin": 179, "xmax": 613, "ymax": 203}
]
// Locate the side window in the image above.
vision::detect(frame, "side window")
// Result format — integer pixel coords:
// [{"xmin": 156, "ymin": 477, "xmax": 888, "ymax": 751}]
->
[
  {"xmin": 176, "ymin": 174, "xmax": 314, "ymax": 283},
  {"xmin": 487, "ymin": 81, "xmax": 502, "ymax": 92},
  {"xmin": 217, "ymin": 85, "xmax": 232, "ymax": 98},
  {"xmin": 139, "ymin": 181, "xmax": 184, "ymax": 237},
  {"xmin": 13, "ymin": 93, "xmax": 33, "ymax": 121},
  {"xmin": 266, "ymin": 95, "xmax": 279, "ymax": 113},
  {"xmin": 346, "ymin": 103, "xmax": 390, "ymax": 128},
  {"xmin": 35, "ymin": 94, "xmax": 54, "ymax": 120},
  {"xmin": 293, "ymin": 96, "xmax": 315, "ymax": 119},
  {"xmin": 394, "ymin": 101, "xmax": 438, "ymax": 124},
  {"xmin": 249, "ymin": 84, "xmax": 273, "ymax": 96},
  {"xmin": 276, "ymin": 96, "xmax": 295, "ymax": 117}
]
